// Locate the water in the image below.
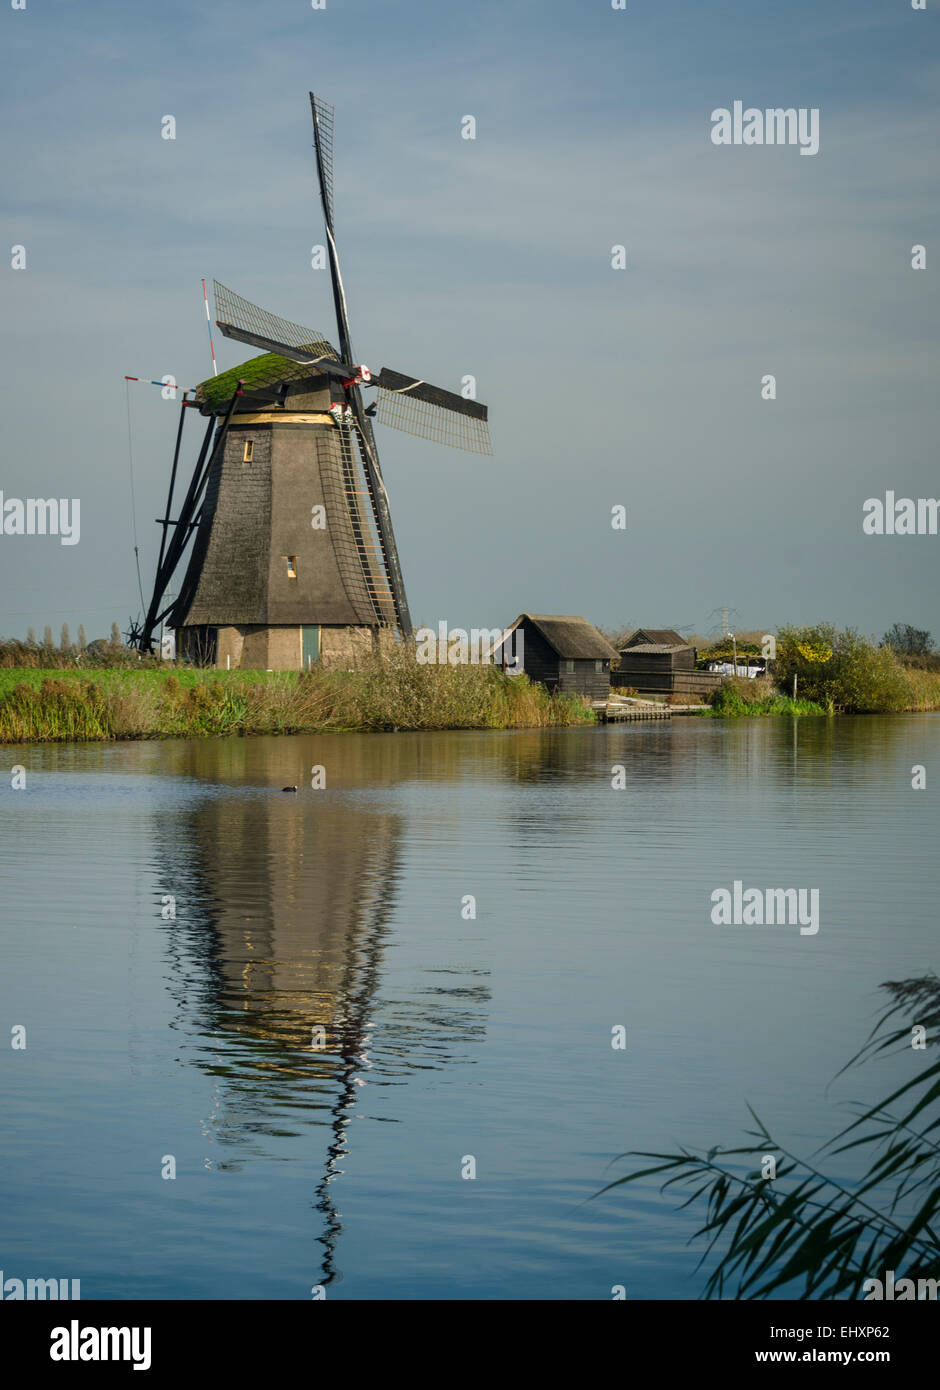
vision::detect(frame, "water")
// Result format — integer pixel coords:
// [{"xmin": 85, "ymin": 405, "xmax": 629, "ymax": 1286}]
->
[{"xmin": 1, "ymin": 716, "xmax": 937, "ymax": 1299}]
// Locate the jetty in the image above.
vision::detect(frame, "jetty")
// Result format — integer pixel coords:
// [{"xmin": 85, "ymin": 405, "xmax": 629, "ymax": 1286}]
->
[{"xmin": 593, "ymin": 695, "xmax": 707, "ymax": 722}]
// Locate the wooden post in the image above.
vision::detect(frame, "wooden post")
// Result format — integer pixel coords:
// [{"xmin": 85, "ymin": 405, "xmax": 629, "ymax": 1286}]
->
[{"xmin": 792, "ymin": 672, "xmax": 798, "ymax": 699}]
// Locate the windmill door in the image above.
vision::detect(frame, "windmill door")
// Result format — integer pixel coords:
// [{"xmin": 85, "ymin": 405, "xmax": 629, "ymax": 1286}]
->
[{"xmin": 302, "ymin": 625, "xmax": 320, "ymax": 669}]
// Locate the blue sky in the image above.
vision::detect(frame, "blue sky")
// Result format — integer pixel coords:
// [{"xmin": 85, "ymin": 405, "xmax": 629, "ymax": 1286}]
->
[{"xmin": 1, "ymin": 0, "xmax": 938, "ymax": 641}]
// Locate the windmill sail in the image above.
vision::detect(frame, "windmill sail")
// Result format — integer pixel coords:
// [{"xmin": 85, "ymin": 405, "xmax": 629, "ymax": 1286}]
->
[
  {"xmin": 310, "ymin": 90, "xmax": 412, "ymax": 637},
  {"xmin": 374, "ymin": 368, "xmax": 492, "ymax": 454},
  {"xmin": 213, "ymin": 281, "xmax": 339, "ymax": 365},
  {"xmin": 310, "ymin": 95, "xmax": 335, "ymax": 231}
]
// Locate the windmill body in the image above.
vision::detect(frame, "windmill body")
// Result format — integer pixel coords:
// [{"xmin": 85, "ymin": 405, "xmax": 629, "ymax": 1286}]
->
[
  {"xmin": 173, "ymin": 355, "xmax": 398, "ymax": 669},
  {"xmin": 135, "ymin": 95, "xmax": 490, "ymax": 670}
]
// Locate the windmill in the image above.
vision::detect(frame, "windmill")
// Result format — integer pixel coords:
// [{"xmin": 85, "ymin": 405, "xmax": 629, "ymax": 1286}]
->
[{"xmin": 132, "ymin": 93, "xmax": 491, "ymax": 669}]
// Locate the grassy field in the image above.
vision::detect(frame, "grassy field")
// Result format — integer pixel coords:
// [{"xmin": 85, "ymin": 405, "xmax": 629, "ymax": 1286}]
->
[{"xmin": 0, "ymin": 659, "xmax": 596, "ymax": 744}]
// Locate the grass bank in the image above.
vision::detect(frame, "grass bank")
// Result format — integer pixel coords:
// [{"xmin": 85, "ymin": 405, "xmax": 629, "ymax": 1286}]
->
[
  {"xmin": 0, "ymin": 656, "xmax": 594, "ymax": 744},
  {"xmin": 703, "ymin": 682, "xmax": 826, "ymax": 717}
]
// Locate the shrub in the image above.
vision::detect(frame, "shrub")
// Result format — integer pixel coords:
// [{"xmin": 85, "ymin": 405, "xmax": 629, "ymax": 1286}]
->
[{"xmin": 775, "ymin": 624, "xmax": 913, "ymax": 713}]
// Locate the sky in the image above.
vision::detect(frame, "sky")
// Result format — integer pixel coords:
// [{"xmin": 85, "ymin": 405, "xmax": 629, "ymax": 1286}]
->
[{"xmin": 1, "ymin": 0, "xmax": 938, "ymax": 644}]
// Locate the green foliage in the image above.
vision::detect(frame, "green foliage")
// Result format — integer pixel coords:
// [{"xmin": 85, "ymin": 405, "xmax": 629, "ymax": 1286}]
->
[
  {"xmin": 706, "ymin": 677, "xmax": 824, "ymax": 717},
  {"xmin": 775, "ymin": 624, "xmax": 914, "ymax": 712},
  {"xmin": 881, "ymin": 623, "xmax": 934, "ymax": 658},
  {"xmin": 598, "ymin": 976, "xmax": 940, "ymax": 1299}
]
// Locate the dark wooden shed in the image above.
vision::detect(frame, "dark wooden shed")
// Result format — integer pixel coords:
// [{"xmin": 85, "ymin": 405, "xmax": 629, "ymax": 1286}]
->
[
  {"xmin": 614, "ymin": 628, "xmax": 723, "ymax": 698},
  {"xmin": 616, "ymin": 640, "xmax": 695, "ymax": 687},
  {"xmin": 492, "ymin": 614, "xmax": 617, "ymax": 700}
]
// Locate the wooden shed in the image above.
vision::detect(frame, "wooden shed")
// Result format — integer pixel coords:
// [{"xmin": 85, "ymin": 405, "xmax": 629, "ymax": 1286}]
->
[
  {"xmin": 615, "ymin": 628, "xmax": 722, "ymax": 698},
  {"xmin": 615, "ymin": 640, "xmax": 695, "ymax": 688},
  {"xmin": 492, "ymin": 614, "xmax": 617, "ymax": 700}
]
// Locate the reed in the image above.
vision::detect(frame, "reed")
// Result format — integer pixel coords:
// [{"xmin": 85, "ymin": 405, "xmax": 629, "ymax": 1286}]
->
[
  {"xmin": 898, "ymin": 666, "xmax": 940, "ymax": 711},
  {"xmin": 0, "ymin": 638, "xmax": 158, "ymax": 670},
  {"xmin": 598, "ymin": 975, "xmax": 940, "ymax": 1300},
  {"xmin": 0, "ymin": 653, "xmax": 593, "ymax": 743}
]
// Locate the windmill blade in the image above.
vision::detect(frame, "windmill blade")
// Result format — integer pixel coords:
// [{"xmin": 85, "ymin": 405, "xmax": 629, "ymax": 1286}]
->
[
  {"xmin": 310, "ymin": 94, "xmax": 335, "ymax": 231},
  {"xmin": 213, "ymin": 281, "xmax": 339, "ymax": 365},
  {"xmin": 374, "ymin": 368, "xmax": 492, "ymax": 455},
  {"xmin": 310, "ymin": 92, "xmax": 355, "ymax": 366},
  {"xmin": 308, "ymin": 95, "xmax": 412, "ymax": 638}
]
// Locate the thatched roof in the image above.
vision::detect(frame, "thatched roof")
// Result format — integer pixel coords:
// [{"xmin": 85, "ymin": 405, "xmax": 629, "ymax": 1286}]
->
[
  {"xmin": 196, "ymin": 353, "xmax": 332, "ymax": 412},
  {"xmin": 497, "ymin": 614, "xmax": 617, "ymax": 660},
  {"xmin": 624, "ymin": 628, "xmax": 686, "ymax": 648}
]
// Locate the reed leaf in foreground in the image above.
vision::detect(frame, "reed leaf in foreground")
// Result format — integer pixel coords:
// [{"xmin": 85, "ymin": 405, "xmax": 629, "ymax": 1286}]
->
[{"xmin": 598, "ymin": 976, "xmax": 940, "ymax": 1299}]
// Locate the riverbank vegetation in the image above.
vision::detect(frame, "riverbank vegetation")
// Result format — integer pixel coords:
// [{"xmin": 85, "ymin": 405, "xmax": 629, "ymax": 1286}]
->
[
  {"xmin": 702, "ymin": 624, "xmax": 940, "ymax": 715},
  {"xmin": 1, "ymin": 618, "xmax": 938, "ymax": 742},
  {"xmin": 772, "ymin": 624, "xmax": 940, "ymax": 712},
  {"xmin": 0, "ymin": 650, "xmax": 594, "ymax": 743},
  {"xmin": 0, "ymin": 625, "xmax": 141, "ymax": 669},
  {"xmin": 704, "ymin": 679, "xmax": 826, "ymax": 717},
  {"xmin": 598, "ymin": 974, "xmax": 940, "ymax": 1299}
]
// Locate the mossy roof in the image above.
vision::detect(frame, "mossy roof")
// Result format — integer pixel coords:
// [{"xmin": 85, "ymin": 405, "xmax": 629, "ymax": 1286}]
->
[{"xmin": 196, "ymin": 351, "xmax": 338, "ymax": 412}]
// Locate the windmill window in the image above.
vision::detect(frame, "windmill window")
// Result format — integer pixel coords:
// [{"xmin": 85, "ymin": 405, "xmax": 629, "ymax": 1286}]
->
[
  {"xmin": 286, "ymin": 556, "xmax": 298, "ymax": 579},
  {"xmin": 243, "ymin": 440, "xmax": 254, "ymax": 462},
  {"xmin": 565, "ymin": 659, "xmax": 575, "ymax": 674},
  {"xmin": 595, "ymin": 659, "xmax": 605, "ymax": 673}
]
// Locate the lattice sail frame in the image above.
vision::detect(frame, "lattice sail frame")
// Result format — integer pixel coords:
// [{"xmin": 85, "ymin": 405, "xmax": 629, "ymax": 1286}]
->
[
  {"xmin": 213, "ymin": 281, "xmax": 338, "ymax": 365},
  {"xmin": 311, "ymin": 96, "xmax": 335, "ymax": 229},
  {"xmin": 375, "ymin": 370, "xmax": 492, "ymax": 454}
]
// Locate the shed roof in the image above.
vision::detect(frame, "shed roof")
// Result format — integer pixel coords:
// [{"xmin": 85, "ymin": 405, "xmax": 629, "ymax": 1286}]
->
[
  {"xmin": 620, "ymin": 642, "xmax": 691, "ymax": 655},
  {"xmin": 495, "ymin": 614, "xmax": 618, "ymax": 660},
  {"xmin": 624, "ymin": 628, "xmax": 687, "ymax": 648}
]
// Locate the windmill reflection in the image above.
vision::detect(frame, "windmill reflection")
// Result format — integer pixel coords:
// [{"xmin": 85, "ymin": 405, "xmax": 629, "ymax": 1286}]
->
[{"xmin": 154, "ymin": 738, "xmax": 490, "ymax": 1287}]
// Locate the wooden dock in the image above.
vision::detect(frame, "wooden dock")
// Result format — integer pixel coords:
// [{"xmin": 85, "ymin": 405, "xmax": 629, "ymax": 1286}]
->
[{"xmin": 593, "ymin": 697, "xmax": 707, "ymax": 722}]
